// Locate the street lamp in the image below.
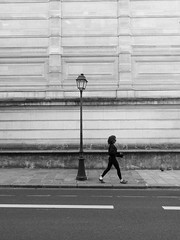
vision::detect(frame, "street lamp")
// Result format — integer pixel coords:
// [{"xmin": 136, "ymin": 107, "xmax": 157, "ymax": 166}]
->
[{"xmin": 76, "ymin": 74, "xmax": 88, "ymax": 181}]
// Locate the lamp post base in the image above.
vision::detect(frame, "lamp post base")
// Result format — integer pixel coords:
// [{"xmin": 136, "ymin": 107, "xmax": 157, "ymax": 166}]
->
[{"xmin": 76, "ymin": 156, "xmax": 87, "ymax": 181}]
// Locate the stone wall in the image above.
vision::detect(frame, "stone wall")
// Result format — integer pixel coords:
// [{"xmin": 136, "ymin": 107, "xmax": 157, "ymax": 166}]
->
[
  {"xmin": 0, "ymin": 0, "xmax": 180, "ymax": 161},
  {"xmin": 1, "ymin": 98, "xmax": 180, "ymax": 151},
  {"xmin": 1, "ymin": 0, "xmax": 180, "ymax": 98}
]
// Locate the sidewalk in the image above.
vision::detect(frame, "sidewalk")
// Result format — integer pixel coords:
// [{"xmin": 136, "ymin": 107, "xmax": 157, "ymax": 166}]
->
[{"xmin": 0, "ymin": 168, "xmax": 179, "ymax": 189}]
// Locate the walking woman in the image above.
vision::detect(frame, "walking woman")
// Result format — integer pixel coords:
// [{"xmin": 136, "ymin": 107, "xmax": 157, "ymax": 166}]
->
[{"xmin": 99, "ymin": 135, "xmax": 127, "ymax": 184}]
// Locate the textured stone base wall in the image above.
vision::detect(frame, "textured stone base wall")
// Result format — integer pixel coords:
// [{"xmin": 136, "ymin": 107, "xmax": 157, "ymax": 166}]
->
[{"xmin": 0, "ymin": 151, "xmax": 179, "ymax": 170}]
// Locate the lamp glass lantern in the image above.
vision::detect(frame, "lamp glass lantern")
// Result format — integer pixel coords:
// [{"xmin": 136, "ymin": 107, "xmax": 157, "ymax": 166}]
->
[{"xmin": 76, "ymin": 74, "xmax": 88, "ymax": 91}]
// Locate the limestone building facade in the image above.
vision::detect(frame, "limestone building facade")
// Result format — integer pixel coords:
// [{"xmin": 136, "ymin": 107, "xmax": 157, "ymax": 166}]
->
[{"xmin": 0, "ymin": 0, "xmax": 180, "ymax": 167}]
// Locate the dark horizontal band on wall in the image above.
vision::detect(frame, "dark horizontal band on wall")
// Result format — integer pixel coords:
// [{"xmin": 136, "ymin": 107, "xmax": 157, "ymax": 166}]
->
[
  {"xmin": 1, "ymin": 97, "xmax": 180, "ymax": 107},
  {"xmin": 1, "ymin": 149, "xmax": 180, "ymax": 154}
]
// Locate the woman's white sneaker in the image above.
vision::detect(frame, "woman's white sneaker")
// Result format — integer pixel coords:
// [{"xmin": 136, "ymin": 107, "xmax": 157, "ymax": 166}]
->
[
  {"xmin": 120, "ymin": 179, "xmax": 128, "ymax": 184},
  {"xmin": 99, "ymin": 176, "xmax": 105, "ymax": 183}
]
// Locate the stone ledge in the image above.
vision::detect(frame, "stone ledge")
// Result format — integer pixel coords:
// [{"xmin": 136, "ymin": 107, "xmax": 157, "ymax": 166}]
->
[
  {"xmin": 0, "ymin": 97, "xmax": 180, "ymax": 107},
  {"xmin": 1, "ymin": 149, "xmax": 180, "ymax": 154}
]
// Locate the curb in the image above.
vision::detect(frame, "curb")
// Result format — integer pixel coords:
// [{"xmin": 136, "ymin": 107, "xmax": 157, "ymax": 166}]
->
[{"xmin": 0, "ymin": 184, "xmax": 180, "ymax": 190}]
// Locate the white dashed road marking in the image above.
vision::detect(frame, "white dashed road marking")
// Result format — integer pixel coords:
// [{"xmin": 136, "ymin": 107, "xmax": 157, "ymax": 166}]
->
[
  {"xmin": 162, "ymin": 206, "xmax": 180, "ymax": 210},
  {"xmin": 0, "ymin": 204, "xmax": 114, "ymax": 209}
]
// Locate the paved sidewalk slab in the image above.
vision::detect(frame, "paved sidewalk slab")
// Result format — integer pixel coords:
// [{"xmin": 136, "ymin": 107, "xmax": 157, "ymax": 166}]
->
[
  {"xmin": 0, "ymin": 169, "xmax": 179, "ymax": 189},
  {"xmin": 137, "ymin": 170, "xmax": 180, "ymax": 188}
]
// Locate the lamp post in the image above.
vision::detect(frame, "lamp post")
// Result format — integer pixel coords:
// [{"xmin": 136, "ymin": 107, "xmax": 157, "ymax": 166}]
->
[{"xmin": 76, "ymin": 74, "xmax": 88, "ymax": 181}]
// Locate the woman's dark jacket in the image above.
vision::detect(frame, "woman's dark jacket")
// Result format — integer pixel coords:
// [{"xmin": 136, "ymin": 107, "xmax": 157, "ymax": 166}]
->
[{"xmin": 108, "ymin": 144, "xmax": 123, "ymax": 160}]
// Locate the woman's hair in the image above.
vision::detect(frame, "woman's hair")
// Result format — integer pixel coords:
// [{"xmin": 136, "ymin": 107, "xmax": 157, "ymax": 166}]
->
[{"xmin": 108, "ymin": 135, "xmax": 116, "ymax": 144}]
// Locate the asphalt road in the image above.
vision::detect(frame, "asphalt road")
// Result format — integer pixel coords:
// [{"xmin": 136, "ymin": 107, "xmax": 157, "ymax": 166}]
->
[{"xmin": 0, "ymin": 188, "xmax": 179, "ymax": 240}]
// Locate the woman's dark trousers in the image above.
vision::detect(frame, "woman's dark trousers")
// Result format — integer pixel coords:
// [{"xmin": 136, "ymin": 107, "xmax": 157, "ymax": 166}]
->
[{"xmin": 102, "ymin": 158, "xmax": 122, "ymax": 180}]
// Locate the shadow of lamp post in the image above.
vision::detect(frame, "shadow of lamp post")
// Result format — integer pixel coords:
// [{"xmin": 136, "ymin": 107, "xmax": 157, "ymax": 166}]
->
[{"xmin": 76, "ymin": 74, "xmax": 88, "ymax": 181}]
